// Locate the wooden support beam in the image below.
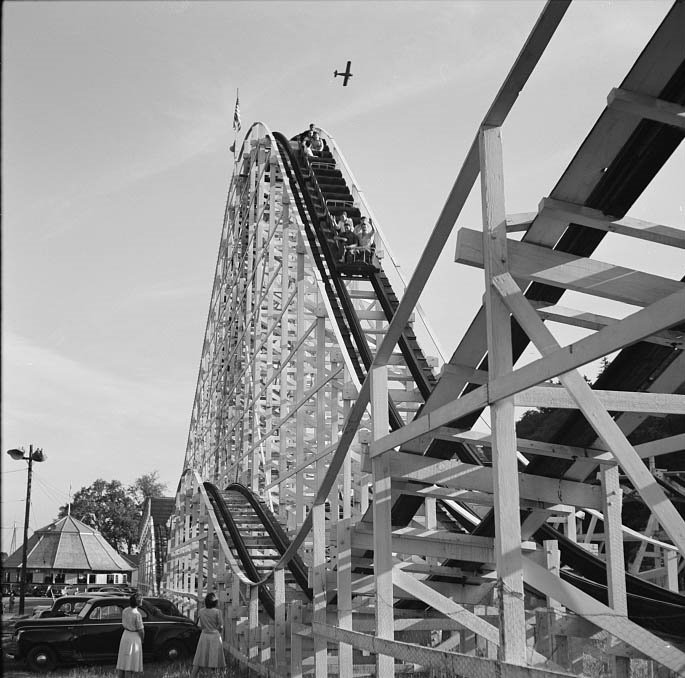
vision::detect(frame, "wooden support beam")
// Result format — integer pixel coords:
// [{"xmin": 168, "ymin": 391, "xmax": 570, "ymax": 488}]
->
[
  {"xmin": 522, "ymin": 558, "xmax": 685, "ymax": 674},
  {"xmin": 388, "ymin": 451, "xmax": 603, "ymax": 509},
  {"xmin": 371, "ymin": 286, "xmax": 685, "ymax": 458},
  {"xmin": 480, "ymin": 124, "xmax": 525, "ymax": 664},
  {"xmin": 529, "ymin": 301, "xmax": 685, "ymax": 349},
  {"xmin": 492, "ymin": 272, "xmax": 685, "ymax": 555},
  {"xmin": 336, "ymin": 518, "xmax": 353, "ymax": 678},
  {"xmin": 310, "ymin": 623, "xmax": 576, "ymax": 678},
  {"xmin": 515, "ymin": 386, "xmax": 685, "ymax": 415},
  {"xmin": 607, "ymin": 87, "xmax": 685, "ymax": 130},
  {"xmin": 539, "ymin": 196, "xmax": 685, "ymax": 249},
  {"xmin": 505, "ymin": 212, "xmax": 536, "ymax": 232},
  {"xmin": 456, "ymin": 227, "xmax": 684, "ymax": 306},
  {"xmin": 352, "ymin": 524, "xmax": 496, "ymax": 563},
  {"xmin": 274, "ymin": 568, "xmax": 286, "ymax": 677},
  {"xmin": 600, "ymin": 466, "xmax": 627, "ymax": 615},
  {"xmin": 370, "ymin": 366, "xmax": 395, "ymax": 678},
  {"xmin": 393, "ymin": 566, "xmax": 499, "ymax": 644}
]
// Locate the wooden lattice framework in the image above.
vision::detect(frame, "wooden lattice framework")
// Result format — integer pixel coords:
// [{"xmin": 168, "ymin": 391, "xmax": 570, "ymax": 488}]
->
[{"xmin": 159, "ymin": 3, "xmax": 685, "ymax": 677}]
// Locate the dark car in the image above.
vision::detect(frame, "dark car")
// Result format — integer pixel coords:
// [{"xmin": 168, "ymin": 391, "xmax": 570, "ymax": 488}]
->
[
  {"xmin": 143, "ymin": 597, "xmax": 183, "ymax": 618},
  {"xmin": 34, "ymin": 594, "xmax": 113, "ymax": 618},
  {"xmin": 7, "ymin": 596, "xmax": 200, "ymax": 672}
]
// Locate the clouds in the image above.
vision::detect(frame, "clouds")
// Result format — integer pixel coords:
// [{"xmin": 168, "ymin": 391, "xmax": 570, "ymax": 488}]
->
[{"xmin": 2, "ymin": 331, "xmax": 189, "ymax": 535}]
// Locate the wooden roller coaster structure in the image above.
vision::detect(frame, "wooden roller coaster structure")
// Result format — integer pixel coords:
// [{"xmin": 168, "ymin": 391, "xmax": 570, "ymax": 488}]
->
[{"xmin": 138, "ymin": 2, "xmax": 685, "ymax": 676}]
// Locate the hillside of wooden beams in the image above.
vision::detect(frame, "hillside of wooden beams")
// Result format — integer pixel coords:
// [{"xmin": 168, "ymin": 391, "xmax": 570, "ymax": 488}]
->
[{"xmin": 152, "ymin": 3, "xmax": 685, "ymax": 678}]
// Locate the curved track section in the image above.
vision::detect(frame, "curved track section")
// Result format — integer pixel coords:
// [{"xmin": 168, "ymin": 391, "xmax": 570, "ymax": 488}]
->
[{"xmin": 204, "ymin": 481, "xmax": 312, "ymax": 620}]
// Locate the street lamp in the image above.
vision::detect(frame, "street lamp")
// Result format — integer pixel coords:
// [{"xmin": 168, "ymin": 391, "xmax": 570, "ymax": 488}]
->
[{"xmin": 6, "ymin": 445, "xmax": 47, "ymax": 614}]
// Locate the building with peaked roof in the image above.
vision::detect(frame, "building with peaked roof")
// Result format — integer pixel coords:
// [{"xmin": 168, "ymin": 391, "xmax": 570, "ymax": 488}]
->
[
  {"xmin": 2, "ymin": 515, "xmax": 133, "ymax": 587},
  {"xmin": 137, "ymin": 497, "xmax": 175, "ymax": 595}
]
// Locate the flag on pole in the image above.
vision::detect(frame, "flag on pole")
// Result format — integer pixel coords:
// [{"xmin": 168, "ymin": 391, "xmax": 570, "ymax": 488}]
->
[{"xmin": 233, "ymin": 92, "xmax": 241, "ymax": 132}]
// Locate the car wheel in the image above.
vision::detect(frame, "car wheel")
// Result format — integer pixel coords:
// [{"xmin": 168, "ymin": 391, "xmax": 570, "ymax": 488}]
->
[
  {"xmin": 160, "ymin": 639, "xmax": 186, "ymax": 662},
  {"xmin": 26, "ymin": 645, "xmax": 58, "ymax": 673}
]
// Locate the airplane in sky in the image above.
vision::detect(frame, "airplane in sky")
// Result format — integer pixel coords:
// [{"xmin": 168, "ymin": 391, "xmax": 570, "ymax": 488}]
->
[{"xmin": 334, "ymin": 61, "xmax": 353, "ymax": 86}]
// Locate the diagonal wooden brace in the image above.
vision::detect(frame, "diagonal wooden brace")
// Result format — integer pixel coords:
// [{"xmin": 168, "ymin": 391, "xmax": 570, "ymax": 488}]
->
[{"xmin": 491, "ymin": 272, "xmax": 685, "ymax": 556}]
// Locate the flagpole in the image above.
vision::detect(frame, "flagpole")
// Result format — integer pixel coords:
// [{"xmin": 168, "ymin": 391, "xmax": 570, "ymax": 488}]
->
[{"xmin": 232, "ymin": 87, "xmax": 240, "ymax": 166}]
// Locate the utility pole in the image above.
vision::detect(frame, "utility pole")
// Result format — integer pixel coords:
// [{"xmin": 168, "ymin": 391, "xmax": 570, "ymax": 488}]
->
[{"xmin": 7, "ymin": 445, "xmax": 47, "ymax": 614}]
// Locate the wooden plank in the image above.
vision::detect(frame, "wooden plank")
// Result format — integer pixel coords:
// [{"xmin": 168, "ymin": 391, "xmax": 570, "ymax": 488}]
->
[
  {"xmin": 336, "ymin": 518, "xmax": 353, "ymax": 678},
  {"xmin": 274, "ymin": 568, "xmax": 286, "ymax": 676},
  {"xmin": 540, "ymin": 196, "xmax": 685, "ymax": 249},
  {"xmin": 456, "ymin": 227, "xmax": 684, "ymax": 306},
  {"xmin": 370, "ymin": 366, "xmax": 395, "ymax": 678},
  {"xmin": 389, "ymin": 452, "xmax": 603, "ymax": 509},
  {"xmin": 311, "ymin": 623, "xmax": 576, "ymax": 678},
  {"xmin": 393, "ymin": 479, "xmax": 576, "ymax": 514},
  {"xmin": 290, "ymin": 601, "xmax": 303, "ymax": 678},
  {"xmin": 393, "ymin": 566, "xmax": 500, "ymax": 644},
  {"xmin": 352, "ymin": 524, "xmax": 495, "ymax": 564},
  {"xmin": 607, "ymin": 87, "xmax": 685, "ymax": 131},
  {"xmin": 600, "ymin": 467, "xmax": 627, "ymax": 615},
  {"xmin": 311, "ymin": 501, "xmax": 327, "ymax": 678},
  {"xmin": 529, "ymin": 301, "xmax": 685, "ymax": 349},
  {"xmin": 480, "ymin": 124, "xmax": 525, "ymax": 664},
  {"xmin": 493, "ymin": 272, "xmax": 685, "ymax": 554},
  {"xmin": 515, "ymin": 387, "xmax": 685, "ymax": 415},
  {"xmin": 505, "ymin": 212, "xmax": 536, "ymax": 232},
  {"xmin": 522, "ymin": 558, "xmax": 685, "ymax": 674}
]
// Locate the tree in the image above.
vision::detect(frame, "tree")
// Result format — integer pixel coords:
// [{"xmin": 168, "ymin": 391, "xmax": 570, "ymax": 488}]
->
[
  {"xmin": 58, "ymin": 479, "xmax": 139, "ymax": 554},
  {"xmin": 131, "ymin": 471, "xmax": 167, "ymax": 505},
  {"xmin": 57, "ymin": 471, "xmax": 169, "ymax": 554}
]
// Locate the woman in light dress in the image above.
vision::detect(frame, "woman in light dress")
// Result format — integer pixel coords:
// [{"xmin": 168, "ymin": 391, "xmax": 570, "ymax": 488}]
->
[
  {"xmin": 190, "ymin": 592, "xmax": 226, "ymax": 677},
  {"xmin": 117, "ymin": 593, "xmax": 144, "ymax": 677}
]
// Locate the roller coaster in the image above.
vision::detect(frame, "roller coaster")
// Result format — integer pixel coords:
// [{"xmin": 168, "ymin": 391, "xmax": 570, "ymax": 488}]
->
[{"xmin": 138, "ymin": 3, "xmax": 685, "ymax": 676}]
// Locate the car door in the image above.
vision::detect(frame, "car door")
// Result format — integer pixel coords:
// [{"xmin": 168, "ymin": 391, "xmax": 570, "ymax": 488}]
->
[{"xmin": 71, "ymin": 601, "xmax": 127, "ymax": 661}]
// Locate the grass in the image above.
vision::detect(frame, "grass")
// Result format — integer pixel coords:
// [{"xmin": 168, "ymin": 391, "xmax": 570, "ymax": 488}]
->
[{"xmin": 3, "ymin": 657, "xmax": 250, "ymax": 678}]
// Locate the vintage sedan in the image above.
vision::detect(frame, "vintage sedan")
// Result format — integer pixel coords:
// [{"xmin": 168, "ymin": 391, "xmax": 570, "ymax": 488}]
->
[{"xmin": 7, "ymin": 596, "xmax": 200, "ymax": 672}]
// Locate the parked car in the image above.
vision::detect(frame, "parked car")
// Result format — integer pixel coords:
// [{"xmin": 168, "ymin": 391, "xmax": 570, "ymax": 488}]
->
[
  {"xmin": 143, "ymin": 597, "xmax": 183, "ymax": 618},
  {"xmin": 34, "ymin": 595, "xmax": 106, "ymax": 618},
  {"xmin": 6, "ymin": 596, "xmax": 200, "ymax": 672}
]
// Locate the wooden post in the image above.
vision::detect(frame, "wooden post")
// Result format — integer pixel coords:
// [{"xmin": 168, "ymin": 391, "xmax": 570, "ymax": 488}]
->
[
  {"xmin": 291, "ymin": 601, "xmax": 303, "ymax": 678},
  {"xmin": 312, "ymin": 499, "xmax": 328, "ymax": 678},
  {"xmin": 479, "ymin": 125, "xmax": 526, "ymax": 664},
  {"xmin": 600, "ymin": 467, "xmax": 627, "ymax": 614},
  {"xmin": 337, "ymin": 517, "xmax": 353, "ymax": 678},
  {"xmin": 665, "ymin": 549, "xmax": 679, "ymax": 592},
  {"xmin": 248, "ymin": 584, "xmax": 259, "ymax": 661},
  {"xmin": 370, "ymin": 365, "xmax": 395, "ymax": 678},
  {"xmin": 274, "ymin": 567, "xmax": 287, "ymax": 675}
]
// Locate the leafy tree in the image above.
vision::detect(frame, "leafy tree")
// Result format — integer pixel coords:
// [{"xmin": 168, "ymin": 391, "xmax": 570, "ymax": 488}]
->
[
  {"xmin": 131, "ymin": 471, "xmax": 167, "ymax": 505},
  {"xmin": 57, "ymin": 471, "xmax": 168, "ymax": 554}
]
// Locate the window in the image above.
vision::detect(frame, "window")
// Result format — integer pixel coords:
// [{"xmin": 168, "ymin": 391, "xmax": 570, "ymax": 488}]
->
[
  {"xmin": 77, "ymin": 573, "xmax": 87, "ymax": 584},
  {"xmin": 106, "ymin": 574, "xmax": 115, "ymax": 584},
  {"xmin": 88, "ymin": 574, "xmax": 97, "ymax": 584},
  {"xmin": 89, "ymin": 604, "xmax": 123, "ymax": 621},
  {"xmin": 55, "ymin": 572, "xmax": 65, "ymax": 583}
]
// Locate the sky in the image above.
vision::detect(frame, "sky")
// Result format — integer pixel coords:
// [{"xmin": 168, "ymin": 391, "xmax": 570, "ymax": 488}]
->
[{"xmin": 2, "ymin": 1, "xmax": 683, "ymax": 554}]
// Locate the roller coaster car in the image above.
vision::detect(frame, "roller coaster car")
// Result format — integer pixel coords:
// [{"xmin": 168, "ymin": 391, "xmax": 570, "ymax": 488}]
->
[{"xmin": 336, "ymin": 251, "xmax": 380, "ymax": 276}]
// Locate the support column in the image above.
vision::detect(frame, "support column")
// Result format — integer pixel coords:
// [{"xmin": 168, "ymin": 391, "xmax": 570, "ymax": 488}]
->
[
  {"xmin": 370, "ymin": 365, "xmax": 395, "ymax": 678},
  {"xmin": 479, "ymin": 125, "xmax": 526, "ymax": 664}
]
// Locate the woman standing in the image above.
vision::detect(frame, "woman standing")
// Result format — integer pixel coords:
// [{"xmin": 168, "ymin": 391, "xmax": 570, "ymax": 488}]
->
[
  {"xmin": 191, "ymin": 592, "xmax": 226, "ymax": 677},
  {"xmin": 117, "ymin": 594, "xmax": 144, "ymax": 678}
]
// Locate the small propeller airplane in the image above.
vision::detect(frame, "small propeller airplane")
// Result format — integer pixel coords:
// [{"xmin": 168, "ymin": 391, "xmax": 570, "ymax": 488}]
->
[{"xmin": 334, "ymin": 61, "xmax": 353, "ymax": 86}]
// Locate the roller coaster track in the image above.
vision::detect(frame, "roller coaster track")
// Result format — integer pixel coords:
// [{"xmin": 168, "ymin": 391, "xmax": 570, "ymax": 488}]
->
[
  {"xmin": 203, "ymin": 481, "xmax": 311, "ymax": 619},
  {"xmin": 154, "ymin": 4, "xmax": 685, "ymax": 677}
]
